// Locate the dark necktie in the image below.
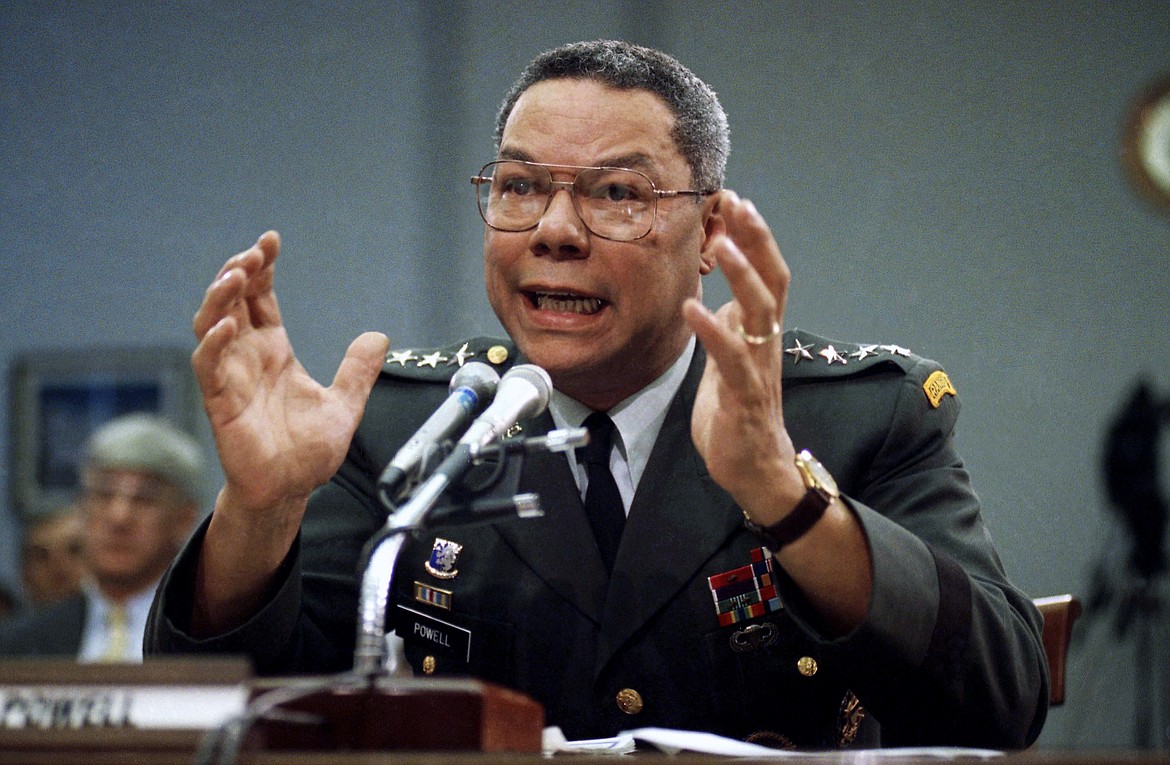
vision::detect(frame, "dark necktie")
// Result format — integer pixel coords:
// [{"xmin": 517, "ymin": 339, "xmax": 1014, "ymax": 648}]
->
[{"xmin": 578, "ymin": 412, "xmax": 625, "ymax": 572}]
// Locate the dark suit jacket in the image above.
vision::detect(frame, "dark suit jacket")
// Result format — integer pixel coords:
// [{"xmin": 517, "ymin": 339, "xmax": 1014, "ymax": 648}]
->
[
  {"xmin": 147, "ymin": 331, "xmax": 1048, "ymax": 749},
  {"xmin": 0, "ymin": 595, "xmax": 86, "ymax": 657}
]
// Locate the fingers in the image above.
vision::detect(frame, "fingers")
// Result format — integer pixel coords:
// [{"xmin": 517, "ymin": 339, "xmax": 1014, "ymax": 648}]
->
[
  {"xmin": 330, "ymin": 331, "xmax": 391, "ymax": 418},
  {"xmin": 244, "ymin": 231, "xmax": 282, "ymax": 328},
  {"xmin": 716, "ymin": 195, "xmax": 790, "ymax": 337},
  {"xmin": 696, "ymin": 193, "xmax": 790, "ymax": 349},
  {"xmin": 194, "ymin": 232, "xmax": 283, "ymax": 341},
  {"xmin": 683, "ymin": 299, "xmax": 760, "ymax": 385},
  {"xmin": 685, "ymin": 191, "xmax": 794, "ymax": 415},
  {"xmin": 194, "ymin": 270, "xmax": 243, "ymax": 341},
  {"xmin": 714, "ymin": 233, "xmax": 778, "ymax": 339},
  {"xmin": 719, "ymin": 193, "xmax": 790, "ymax": 312},
  {"xmin": 190, "ymin": 315, "xmax": 249, "ymax": 421},
  {"xmin": 211, "ymin": 230, "xmax": 280, "ymax": 281}
]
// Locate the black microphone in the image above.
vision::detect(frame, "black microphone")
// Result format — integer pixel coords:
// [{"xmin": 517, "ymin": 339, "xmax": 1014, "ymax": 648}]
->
[
  {"xmin": 387, "ymin": 364, "xmax": 552, "ymax": 528},
  {"xmin": 377, "ymin": 361, "xmax": 500, "ymax": 506}
]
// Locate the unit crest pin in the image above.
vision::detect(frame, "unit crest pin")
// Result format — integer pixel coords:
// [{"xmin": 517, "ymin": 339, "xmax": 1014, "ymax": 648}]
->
[{"xmin": 425, "ymin": 538, "xmax": 464, "ymax": 580}]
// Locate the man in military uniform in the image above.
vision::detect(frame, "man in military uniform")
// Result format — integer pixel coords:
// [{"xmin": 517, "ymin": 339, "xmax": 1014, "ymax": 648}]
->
[{"xmin": 147, "ymin": 41, "xmax": 1047, "ymax": 748}]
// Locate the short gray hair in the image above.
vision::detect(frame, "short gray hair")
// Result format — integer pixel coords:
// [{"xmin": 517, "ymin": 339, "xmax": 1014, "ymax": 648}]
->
[
  {"xmin": 495, "ymin": 40, "xmax": 730, "ymax": 191},
  {"xmin": 84, "ymin": 413, "xmax": 203, "ymax": 504}
]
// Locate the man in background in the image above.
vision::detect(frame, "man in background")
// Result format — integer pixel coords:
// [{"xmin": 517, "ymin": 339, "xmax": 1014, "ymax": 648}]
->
[
  {"xmin": 0, "ymin": 413, "xmax": 202, "ymax": 661},
  {"xmin": 20, "ymin": 503, "xmax": 85, "ymax": 606}
]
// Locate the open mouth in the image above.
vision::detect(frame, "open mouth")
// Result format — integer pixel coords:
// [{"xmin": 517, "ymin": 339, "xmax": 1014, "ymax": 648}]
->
[{"xmin": 528, "ymin": 291, "xmax": 606, "ymax": 315}]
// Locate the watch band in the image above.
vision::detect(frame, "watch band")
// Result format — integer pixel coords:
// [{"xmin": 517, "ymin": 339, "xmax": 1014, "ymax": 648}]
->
[{"xmin": 743, "ymin": 490, "xmax": 830, "ymax": 550}]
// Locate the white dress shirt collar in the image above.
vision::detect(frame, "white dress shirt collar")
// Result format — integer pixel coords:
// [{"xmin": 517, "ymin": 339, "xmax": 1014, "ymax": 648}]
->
[{"xmin": 549, "ymin": 336, "xmax": 696, "ymax": 511}]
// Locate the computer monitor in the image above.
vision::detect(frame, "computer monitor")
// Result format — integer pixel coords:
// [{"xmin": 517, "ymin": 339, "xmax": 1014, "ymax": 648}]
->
[{"xmin": 8, "ymin": 347, "xmax": 201, "ymax": 520}]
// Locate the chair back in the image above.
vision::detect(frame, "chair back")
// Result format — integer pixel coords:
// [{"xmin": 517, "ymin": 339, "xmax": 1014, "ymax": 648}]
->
[{"xmin": 1033, "ymin": 594, "xmax": 1082, "ymax": 706}]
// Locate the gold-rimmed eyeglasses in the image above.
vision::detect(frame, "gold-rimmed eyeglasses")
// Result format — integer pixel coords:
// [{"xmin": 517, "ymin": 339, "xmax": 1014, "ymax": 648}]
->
[{"xmin": 471, "ymin": 160, "xmax": 716, "ymax": 242}]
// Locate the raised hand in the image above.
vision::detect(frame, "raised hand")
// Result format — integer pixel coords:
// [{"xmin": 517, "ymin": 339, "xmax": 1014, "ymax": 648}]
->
[
  {"xmin": 683, "ymin": 194, "xmax": 871, "ymax": 632},
  {"xmin": 192, "ymin": 231, "xmax": 388, "ymax": 512},
  {"xmin": 683, "ymin": 193, "xmax": 801, "ymax": 516},
  {"xmin": 189, "ymin": 231, "xmax": 388, "ymax": 633}
]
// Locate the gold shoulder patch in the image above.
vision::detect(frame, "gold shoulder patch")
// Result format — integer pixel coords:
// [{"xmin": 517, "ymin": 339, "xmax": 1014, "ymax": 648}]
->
[{"xmin": 923, "ymin": 370, "xmax": 957, "ymax": 408}]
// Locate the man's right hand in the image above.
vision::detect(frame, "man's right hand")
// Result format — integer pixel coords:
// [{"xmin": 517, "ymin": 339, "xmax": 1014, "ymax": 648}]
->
[{"xmin": 189, "ymin": 231, "xmax": 389, "ymax": 635}]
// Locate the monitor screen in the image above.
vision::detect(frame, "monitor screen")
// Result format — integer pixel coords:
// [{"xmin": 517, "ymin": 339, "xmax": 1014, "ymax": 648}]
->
[{"xmin": 9, "ymin": 347, "xmax": 202, "ymax": 519}]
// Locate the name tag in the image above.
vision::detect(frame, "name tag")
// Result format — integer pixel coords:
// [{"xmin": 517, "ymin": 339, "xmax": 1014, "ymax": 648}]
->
[
  {"xmin": 1, "ymin": 688, "xmax": 129, "ymax": 729},
  {"xmin": 397, "ymin": 605, "xmax": 472, "ymax": 663},
  {"xmin": 0, "ymin": 685, "xmax": 247, "ymax": 730}
]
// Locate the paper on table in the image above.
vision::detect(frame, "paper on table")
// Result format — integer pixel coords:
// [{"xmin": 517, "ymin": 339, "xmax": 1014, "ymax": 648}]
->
[
  {"xmin": 542, "ymin": 726, "xmax": 636, "ymax": 755},
  {"xmin": 627, "ymin": 729, "xmax": 1004, "ymax": 759},
  {"xmin": 625, "ymin": 728, "xmax": 813, "ymax": 757},
  {"xmin": 547, "ymin": 726, "xmax": 1004, "ymax": 759}
]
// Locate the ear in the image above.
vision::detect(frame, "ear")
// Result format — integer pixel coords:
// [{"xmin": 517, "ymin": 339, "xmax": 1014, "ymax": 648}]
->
[{"xmin": 698, "ymin": 190, "xmax": 729, "ymax": 275}]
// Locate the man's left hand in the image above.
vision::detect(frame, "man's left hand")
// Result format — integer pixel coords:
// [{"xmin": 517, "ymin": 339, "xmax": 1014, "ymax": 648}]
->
[
  {"xmin": 683, "ymin": 191, "xmax": 872, "ymax": 634},
  {"xmin": 683, "ymin": 191, "xmax": 805, "ymax": 520}
]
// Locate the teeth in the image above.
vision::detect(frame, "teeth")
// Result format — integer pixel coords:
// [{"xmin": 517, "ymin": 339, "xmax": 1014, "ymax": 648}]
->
[{"xmin": 535, "ymin": 292, "xmax": 604, "ymax": 315}]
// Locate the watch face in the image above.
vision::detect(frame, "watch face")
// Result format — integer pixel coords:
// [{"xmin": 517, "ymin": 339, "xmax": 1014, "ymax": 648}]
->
[{"xmin": 796, "ymin": 449, "xmax": 839, "ymax": 497}]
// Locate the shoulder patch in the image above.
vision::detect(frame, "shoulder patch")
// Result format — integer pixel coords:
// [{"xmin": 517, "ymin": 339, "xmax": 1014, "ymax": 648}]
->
[
  {"xmin": 781, "ymin": 329, "xmax": 919, "ymax": 380},
  {"xmin": 381, "ymin": 336, "xmax": 517, "ymax": 381},
  {"xmin": 923, "ymin": 370, "xmax": 957, "ymax": 408}
]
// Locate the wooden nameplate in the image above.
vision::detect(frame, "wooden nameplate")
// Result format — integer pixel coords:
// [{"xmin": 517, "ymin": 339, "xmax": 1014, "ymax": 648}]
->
[{"xmin": 245, "ymin": 674, "xmax": 544, "ymax": 753}]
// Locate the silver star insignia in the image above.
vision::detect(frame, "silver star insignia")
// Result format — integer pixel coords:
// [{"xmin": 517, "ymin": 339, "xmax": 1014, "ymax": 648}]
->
[
  {"xmin": 880, "ymin": 344, "xmax": 912, "ymax": 357},
  {"xmin": 785, "ymin": 339, "xmax": 814, "ymax": 363},
  {"xmin": 851, "ymin": 344, "xmax": 879, "ymax": 361},
  {"xmin": 818, "ymin": 345, "xmax": 848, "ymax": 365},
  {"xmin": 387, "ymin": 350, "xmax": 418, "ymax": 366},
  {"xmin": 445, "ymin": 342, "xmax": 476, "ymax": 367},
  {"xmin": 417, "ymin": 351, "xmax": 448, "ymax": 368}
]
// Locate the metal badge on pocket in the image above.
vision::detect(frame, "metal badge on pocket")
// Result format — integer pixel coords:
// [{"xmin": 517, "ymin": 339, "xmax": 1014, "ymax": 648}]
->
[
  {"xmin": 425, "ymin": 538, "xmax": 463, "ymax": 579},
  {"xmin": 729, "ymin": 622, "xmax": 779, "ymax": 653}
]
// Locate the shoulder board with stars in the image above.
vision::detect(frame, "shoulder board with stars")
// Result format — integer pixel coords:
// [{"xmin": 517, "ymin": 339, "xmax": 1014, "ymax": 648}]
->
[
  {"xmin": 780, "ymin": 328, "xmax": 920, "ymax": 381},
  {"xmin": 381, "ymin": 336, "xmax": 518, "ymax": 382}
]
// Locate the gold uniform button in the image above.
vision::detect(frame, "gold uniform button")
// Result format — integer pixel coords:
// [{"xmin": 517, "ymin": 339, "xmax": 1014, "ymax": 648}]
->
[
  {"xmin": 422, "ymin": 655, "xmax": 436, "ymax": 675},
  {"xmin": 486, "ymin": 345, "xmax": 509, "ymax": 364},
  {"xmin": 615, "ymin": 688, "xmax": 644, "ymax": 715},
  {"xmin": 797, "ymin": 656, "xmax": 818, "ymax": 677}
]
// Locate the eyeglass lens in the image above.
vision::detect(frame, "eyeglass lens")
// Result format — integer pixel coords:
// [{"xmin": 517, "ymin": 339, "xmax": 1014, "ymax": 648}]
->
[{"xmin": 477, "ymin": 161, "xmax": 656, "ymax": 241}]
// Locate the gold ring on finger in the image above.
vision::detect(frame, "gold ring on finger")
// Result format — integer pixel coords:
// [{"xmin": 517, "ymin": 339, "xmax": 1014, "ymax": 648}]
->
[{"xmin": 736, "ymin": 320, "xmax": 782, "ymax": 345}]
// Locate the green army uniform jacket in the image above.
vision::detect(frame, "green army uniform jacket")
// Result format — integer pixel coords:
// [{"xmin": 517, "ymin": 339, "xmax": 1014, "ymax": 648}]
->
[{"xmin": 147, "ymin": 330, "xmax": 1048, "ymax": 749}]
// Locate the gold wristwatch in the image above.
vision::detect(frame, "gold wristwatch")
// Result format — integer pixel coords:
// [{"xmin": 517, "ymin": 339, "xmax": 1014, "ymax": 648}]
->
[{"xmin": 743, "ymin": 449, "xmax": 839, "ymax": 549}]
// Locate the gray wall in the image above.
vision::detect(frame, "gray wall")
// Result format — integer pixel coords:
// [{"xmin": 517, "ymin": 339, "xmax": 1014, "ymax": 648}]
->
[{"xmin": 2, "ymin": 0, "xmax": 1168, "ymax": 749}]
